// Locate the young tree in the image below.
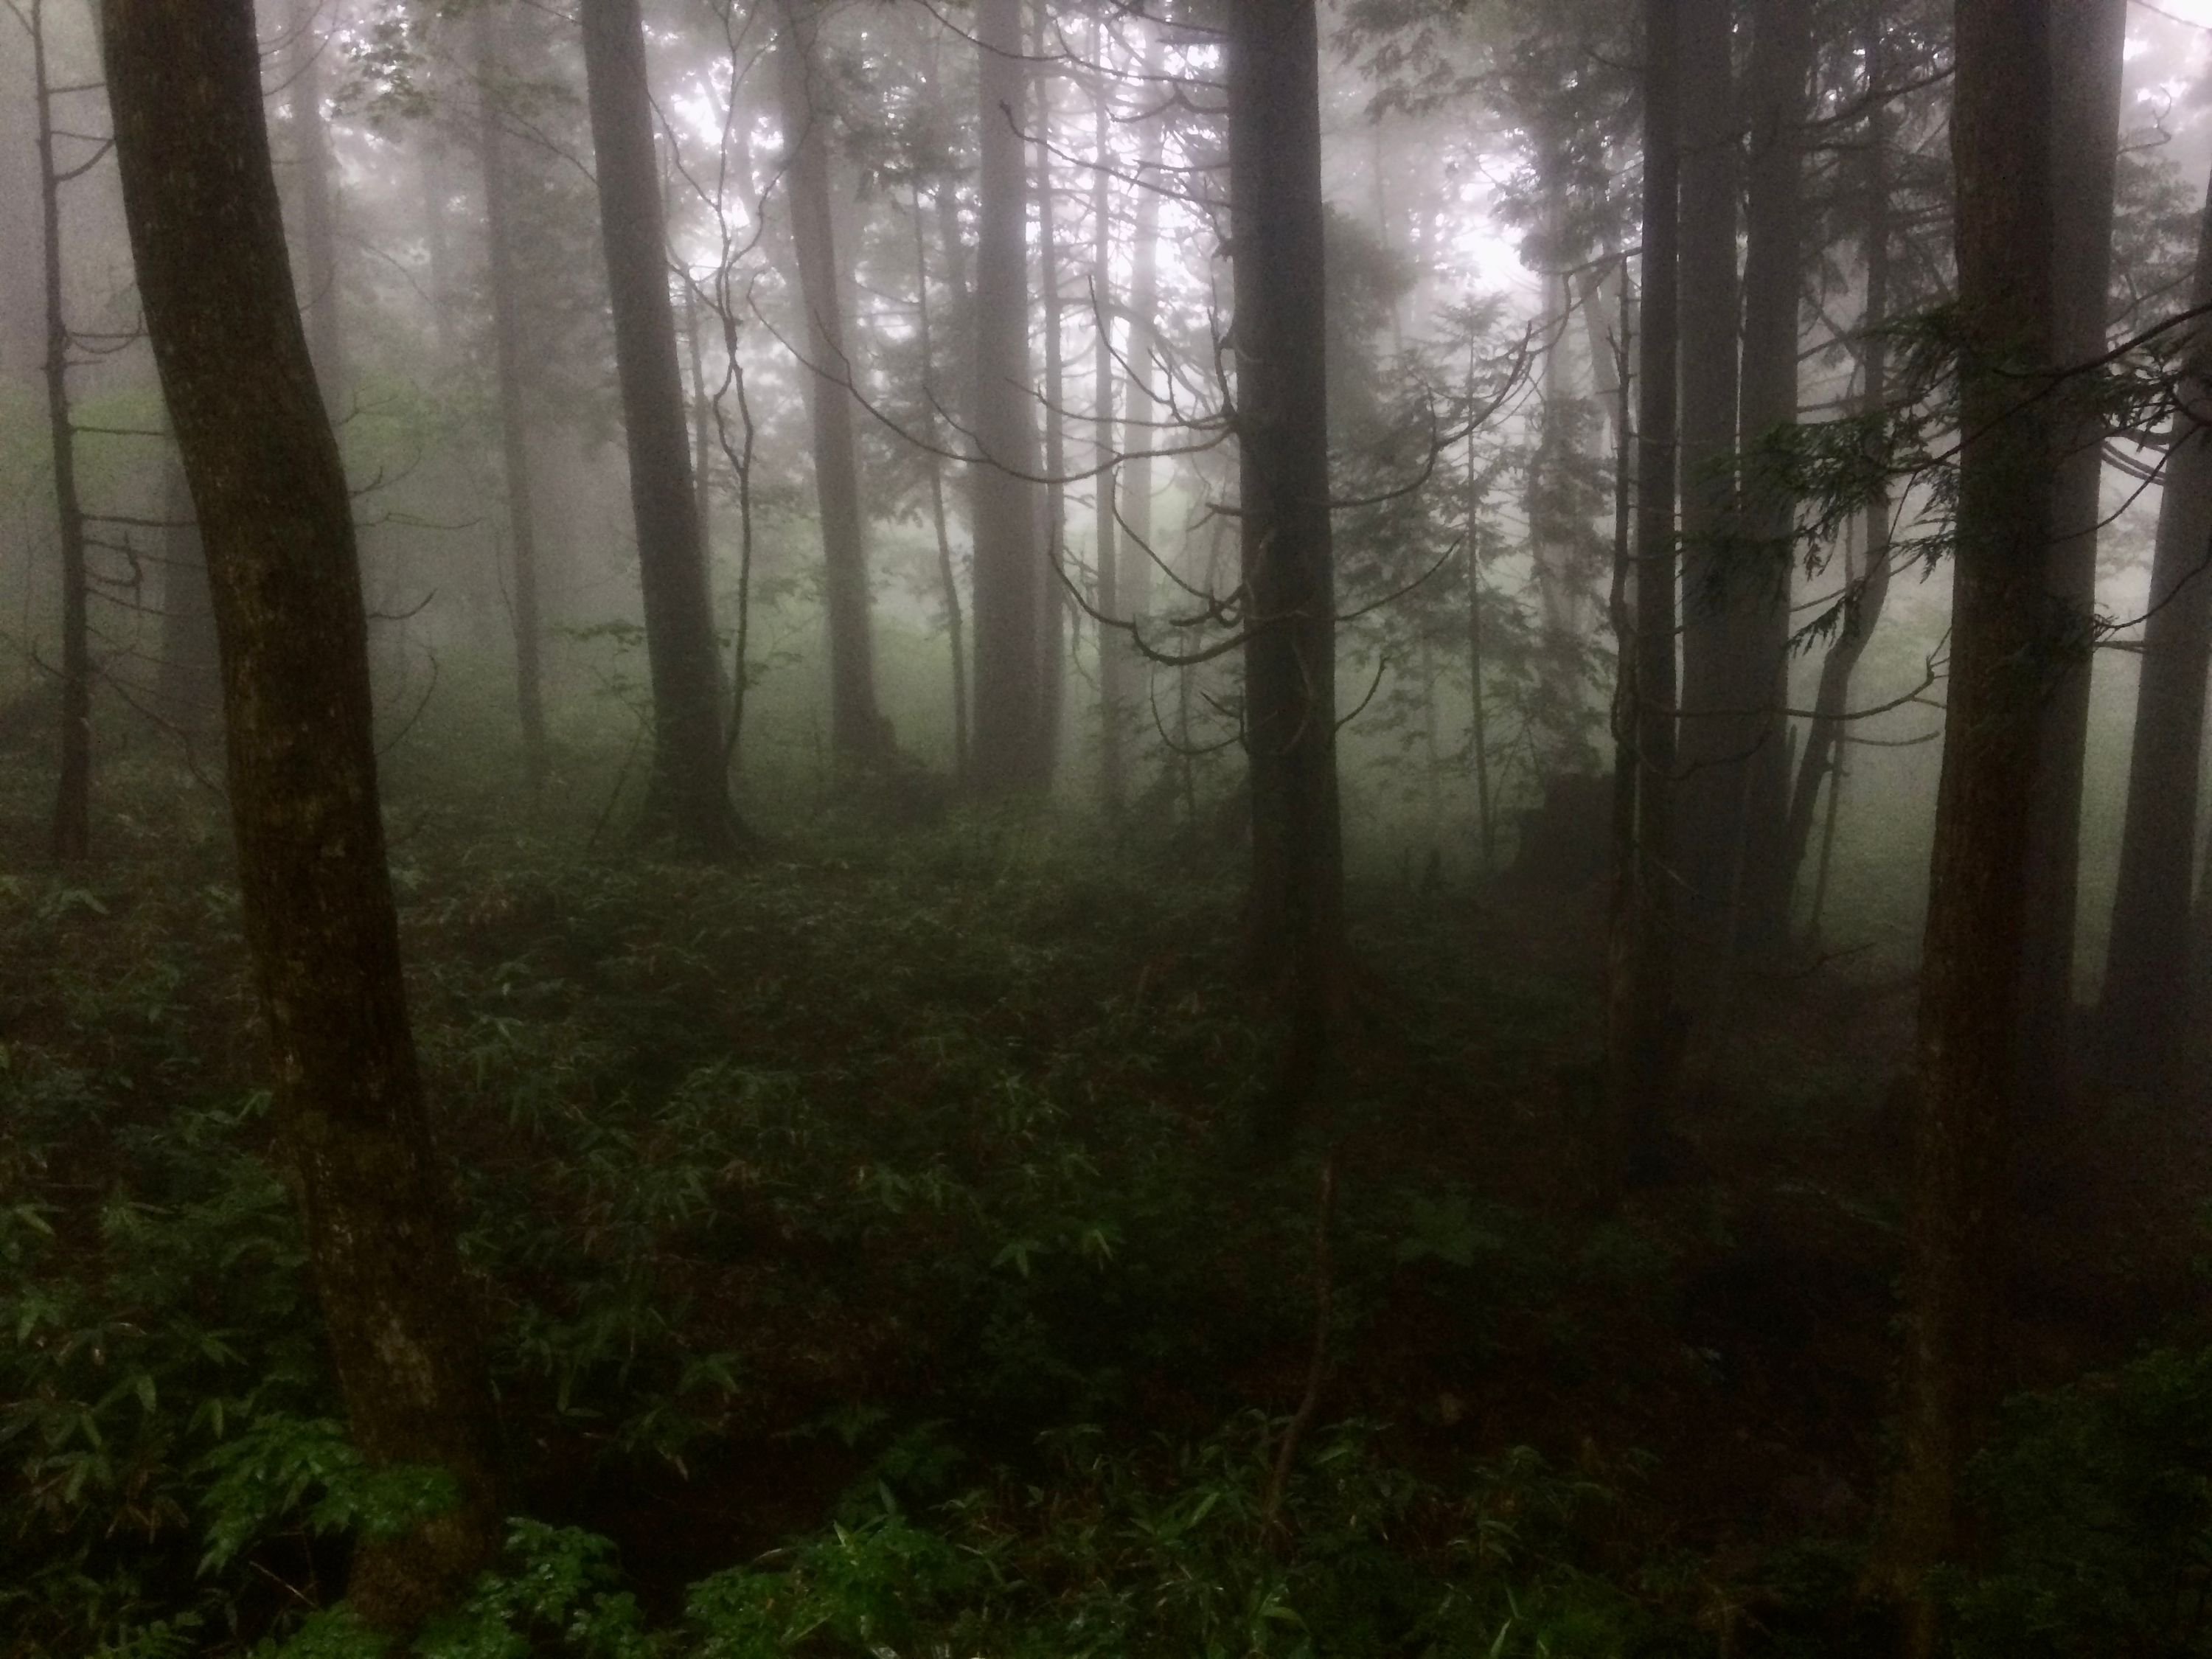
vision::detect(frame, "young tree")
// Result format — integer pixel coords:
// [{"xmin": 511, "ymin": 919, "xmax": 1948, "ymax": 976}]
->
[
  {"xmin": 1228, "ymin": 0, "xmax": 1346, "ymax": 1065},
  {"xmin": 775, "ymin": 0, "xmax": 885, "ymax": 765},
  {"xmin": 475, "ymin": 3, "xmax": 549, "ymax": 791},
  {"xmin": 102, "ymin": 0, "xmax": 500, "ymax": 1627},
  {"xmin": 969, "ymin": 0, "xmax": 1049, "ymax": 793},
  {"xmin": 1885, "ymin": 1, "xmax": 2059, "ymax": 1645},
  {"xmin": 580, "ymin": 0, "xmax": 740, "ymax": 852},
  {"xmin": 2099, "ymin": 166, "xmax": 2212, "ymax": 1096}
]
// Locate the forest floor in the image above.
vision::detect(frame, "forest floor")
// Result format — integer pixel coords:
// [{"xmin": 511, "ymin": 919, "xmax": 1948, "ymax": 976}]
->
[{"xmin": 6, "ymin": 731, "xmax": 2212, "ymax": 1658}]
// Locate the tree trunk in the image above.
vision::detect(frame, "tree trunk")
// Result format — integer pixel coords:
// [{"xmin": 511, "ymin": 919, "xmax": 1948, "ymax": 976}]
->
[
  {"xmin": 2015, "ymin": 0, "xmax": 2127, "ymax": 1118},
  {"xmin": 30, "ymin": 0, "xmax": 88, "ymax": 863},
  {"xmin": 153, "ymin": 453, "xmax": 222, "ymax": 740},
  {"xmin": 969, "ymin": 0, "xmax": 1048, "ymax": 793},
  {"xmin": 102, "ymin": 0, "xmax": 500, "ymax": 1630},
  {"xmin": 1033, "ymin": 1, "xmax": 1067, "ymax": 780},
  {"xmin": 1784, "ymin": 33, "xmax": 1894, "ymax": 911},
  {"xmin": 1118, "ymin": 55, "xmax": 1167, "ymax": 776},
  {"xmin": 1885, "ymin": 2, "xmax": 2058, "ymax": 1646},
  {"xmin": 288, "ymin": 0, "xmax": 345, "ymax": 409},
  {"xmin": 1672, "ymin": 0, "xmax": 1741, "ymax": 926},
  {"xmin": 580, "ymin": 0, "xmax": 739, "ymax": 853},
  {"xmin": 1228, "ymin": 0, "xmax": 1346, "ymax": 1047},
  {"xmin": 2098, "ymin": 166, "xmax": 2212, "ymax": 1095},
  {"xmin": 1091, "ymin": 59, "xmax": 1125, "ymax": 816},
  {"xmin": 908, "ymin": 187, "xmax": 968, "ymax": 777},
  {"xmin": 1728, "ymin": 0, "xmax": 1809, "ymax": 948},
  {"xmin": 1610, "ymin": 0, "xmax": 1682, "ymax": 1190},
  {"xmin": 775, "ymin": 0, "xmax": 883, "ymax": 764},
  {"xmin": 476, "ymin": 6, "xmax": 549, "ymax": 793}
]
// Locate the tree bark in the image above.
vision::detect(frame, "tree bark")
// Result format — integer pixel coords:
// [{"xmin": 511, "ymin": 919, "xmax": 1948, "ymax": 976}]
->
[
  {"xmin": 476, "ymin": 5, "xmax": 549, "ymax": 793},
  {"xmin": 969, "ymin": 0, "xmax": 1048, "ymax": 793},
  {"xmin": 30, "ymin": 0, "xmax": 88, "ymax": 863},
  {"xmin": 153, "ymin": 452, "xmax": 221, "ymax": 740},
  {"xmin": 102, "ymin": 0, "xmax": 501, "ymax": 1629},
  {"xmin": 580, "ymin": 0, "xmax": 739, "ymax": 852},
  {"xmin": 1228, "ymin": 0, "xmax": 1346, "ymax": 1040},
  {"xmin": 1091, "ymin": 58, "xmax": 1125, "ymax": 816},
  {"xmin": 909, "ymin": 187, "xmax": 969, "ymax": 777},
  {"xmin": 1886, "ymin": 2, "xmax": 2058, "ymax": 1646},
  {"xmin": 775, "ymin": 0, "xmax": 883, "ymax": 764},
  {"xmin": 1033, "ymin": 3, "xmax": 1067, "ymax": 779},
  {"xmin": 2015, "ymin": 0, "xmax": 2127, "ymax": 1117},
  {"xmin": 2099, "ymin": 166, "xmax": 2212, "ymax": 1095},
  {"xmin": 1608, "ymin": 0, "xmax": 1683, "ymax": 1191}
]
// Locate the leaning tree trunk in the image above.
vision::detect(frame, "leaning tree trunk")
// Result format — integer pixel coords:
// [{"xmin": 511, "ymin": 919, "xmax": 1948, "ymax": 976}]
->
[
  {"xmin": 29, "ymin": 0, "xmax": 88, "ymax": 863},
  {"xmin": 475, "ymin": 6, "xmax": 549, "ymax": 792},
  {"xmin": 2099, "ymin": 165, "xmax": 2212, "ymax": 1096},
  {"xmin": 102, "ymin": 0, "xmax": 501, "ymax": 1630},
  {"xmin": 1228, "ymin": 0, "xmax": 1346, "ymax": 1094},
  {"xmin": 2015, "ymin": 0, "xmax": 2126, "ymax": 1119},
  {"xmin": 1728, "ymin": 0, "xmax": 1810, "ymax": 948},
  {"xmin": 580, "ymin": 0, "xmax": 739, "ymax": 853},
  {"xmin": 1885, "ymin": 2, "xmax": 2058, "ymax": 1649},
  {"xmin": 775, "ymin": 0, "xmax": 883, "ymax": 765},
  {"xmin": 1608, "ymin": 0, "xmax": 1683, "ymax": 1191},
  {"xmin": 969, "ymin": 0, "xmax": 1048, "ymax": 793},
  {"xmin": 153, "ymin": 453, "xmax": 222, "ymax": 740}
]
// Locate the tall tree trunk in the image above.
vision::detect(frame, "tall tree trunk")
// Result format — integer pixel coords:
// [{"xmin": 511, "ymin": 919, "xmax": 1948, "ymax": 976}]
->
[
  {"xmin": 969, "ymin": 0, "xmax": 1048, "ymax": 793},
  {"xmin": 775, "ymin": 0, "xmax": 883, "ymax": 763},
  {"xmin": 1610, "ymin": 0, "xmax": 1682, "ymax": 1190},
  {"xmin": 1784, "ymin": 31, "xmax": 1894, "ymax": 910},
  {"xmin": 419, "ymin": 132, "xmax": 456, "ymax": 365},
  {"xmin": 1731, "ymin": 0, "xmax": 1812, "ymax": 946},
  {"xmin": 1228, "ymin": 0, "xmax": 1346, "ymax": 1065},
  {"xmin": 1672, "ymin": 0, "xmax": 1741, "ymax": 926},
  {"xmin": 1033, "ymin": 2, "xmax": 1066, "ymax": 779},
  {"xmin": 2099, "ymin": 166, "xmax": 2212, "ymax": 1094},
  {"xmin": 1118, "ymin": 52, "xmax": 1166, "ymax": 765},
  {"xmin": 288, "ymin": 0, "xmax": 344, "ymax": 409},
  {"xmin": 103, "ymin": 0, "xmax": 500, "ymax": 1629},
  {"xmin": 153, "ymin": 453, "xmax": 221, "ymax": 739},
  {"xmin": 580, "ymin": 0, "xmax": 739, "ymax": 853},
  {"xmin": 909, "ymin": 188, "xmax": 968, "ymax": 776},
  {"xmin": 2015, "ymin": 0, "xmax": 2127, "ymax": 1117},
  {"xmin": 476, "ymin": 7, "xmax": 549, "ymax": 793},
  {"xmin": 30, "ymin": 0, "xmax": 88, "ymax": 863},
  {"xmin": 1091, "ymin": 59, "xmax": 1125, "ymax": 816},
  {"xmin": 1885, "ymin": 2, "xmax": 2058, "ymax": 1646}
]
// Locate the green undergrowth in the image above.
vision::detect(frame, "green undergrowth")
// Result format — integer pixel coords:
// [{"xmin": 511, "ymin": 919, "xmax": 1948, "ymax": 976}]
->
[{"xmin": 3, "ymin": 753, "xmax": 2206, "ymax": 1657}]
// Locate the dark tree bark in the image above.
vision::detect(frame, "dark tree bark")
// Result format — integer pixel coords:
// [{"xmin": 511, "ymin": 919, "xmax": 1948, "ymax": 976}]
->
[
  {"xmin": 2099, "ymin": 167, "xmax": 2212, "ymax": 1095},
  {"xmin": 580, "ymin": 0, "xmax": 739, "ymax": 852},
  {"xmin": 1032, "ymin": 3, "xmax": 1066, "ymax": 776},
  {"xmin": 153, "ymin": 453, "xmax": 222, "ymax": 739},
  {"xmin": 775, "ymin": 0, "xmax": 883, "ymax": 763},
  {"xmin": 102, "ymin": 0, "xmax": 500, "ymax": 1629},
  {"xmin": 1784, "ymin": 30, "xmax": 1895, "ymax": 912},
  {"xmin": 1885, "ymin": 1, "xmax": 2058, "ymax": 1646},
  {"xmin": 288, "ymin": 0, "xmax": 345, "ymax": 408},
  {"xmin": 1228, "ymin": 0, "xmax": 1346, "ymax": 1038},
  {"xmin": 475, "ymin": 5, "xmax": 549, "ymax": 793},
  {"xmin": 1672, "ymin": 0, "xmax": 1741, "ymax": 923},
  {"xmin": 1608, "ymin": 0, "xmax": 1682, "ymax": 1189},
  {"xmin": 29, "ymin": 0, "xmax": 88, "ymax": 863},
  {"xmin": 1726, "ymin": 0, "xmax": 1810, "ymax": 947},
  {"xmin": 969, "ymin": 0, "xmax": 1048, "ymax": 793},
  {"xmin": 2015, "ymin": 0, "xmax": 2127, "ymax": 1116}
]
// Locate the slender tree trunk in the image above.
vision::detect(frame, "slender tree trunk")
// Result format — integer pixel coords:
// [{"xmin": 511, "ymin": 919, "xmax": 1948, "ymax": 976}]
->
[
  {"xmin": 2016, "ymin": 0, "xmax": 2127, "ymax": 1117},
  {"xmin": 775, "ymin": 0, "xmax": 883, "ymax": 763},
  {"xmin": 1610, "ymin": 0, "xmax": 1681, "ymax": 1190},
  {"xmin": 2099, "ymin": 166, "xmax": 2212, "ymax": 1094},
  {"xmin": 1886, "ymin": 3, "xmax": 2058, "ymax": 1646},
  {"xmin": 1729, "ymin": 0, "xmax": 1810, "ymax": 947},
  {"xmin": 1784, "ymin": 31, "xmax": 1894, "ymax": 909},
  {"xmin": 288, "ymin": 0, "xmax": 344, "ymax": 409},
  {"xmin": 1228, "ymin": 0, "xmax": 1346, "ymax": 1059},
  {"xmin": 685, "ymin": 283, "xmax": 715, "ymax": 563},
  {"xmin": 580, "ymin": 0, "xmax": 739, "ymax": 853},
  {"xmin": 1468, "ymin": 525, "xmax": 1495, "ymax": 874},
  {"xmin": 30, "ymin": 0, "xmax": 88, "ymax": 863},
  {"xmin": 1672, "ymin": 0, "xmax": 1741, "ymax": 925},
  {"xmin": 476, "ymin": 7, "xmax": 549, "ymax": 793},
  {"xmin": 910, "ymin": 190, "xmax": 969, "ymax": 778},
  {"xmin": 1091, "ymin": 60, "xmax": 1126, "ymax": 816},
  {"xmin": 103, "ymin": 0, "xmax": 500, "ymax": 1629},
  {"xmin": 154, "ymin": 453, "xmax": 221, "ymax": 738},
  {"xmin": 970, "ymin": 0, "xmax": 1048, "ymax": 793},
  {"xmin": 419, "ymin": 133, "xmax": 456, "ymax": 365},
  {"xmin": 1118, "ymin": 48, "xmax": 1166, "ymax": 781},
  {"xmin": 1032, "ymin": 1, "xmax": 1067, "ymax": 779}
]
